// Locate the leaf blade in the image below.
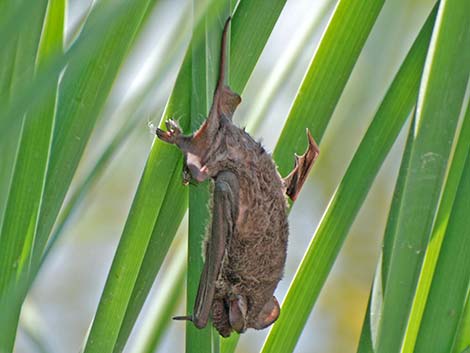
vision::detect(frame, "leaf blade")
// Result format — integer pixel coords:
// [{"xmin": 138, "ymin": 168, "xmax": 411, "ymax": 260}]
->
[
  {"xmin": 402, "ymin": 96, "xmax": 470, "ymax": 353},
  {"xmin": 375, "ymin": 0, "xmax": 470, "ymax": 350},
  {"xmin": 262, "ymin": 3, "xmax": 436, "ymax": 352},
  {"xmin": 0, "ymin": 0, "xmax": 62, "ymax": 350},
  {"xmin": 413, "ymin": 128, "xmax": 470, "ymax": 353},
  {"xmin": 33, "ymin": 0, "xmax": 158, "ymax": 269},
  {"xmin": 273, "ymin": 0, "xmax": 385, "ymax": 175},
  {"xmin": 84, "ymin": 1, "xmax": 291, "ymax": 352}
]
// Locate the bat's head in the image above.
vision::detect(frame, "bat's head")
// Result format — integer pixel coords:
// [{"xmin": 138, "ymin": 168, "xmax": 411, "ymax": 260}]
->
[{"xmin": 228, "ymin": 295, "xmax": 280, "ymax": 334}]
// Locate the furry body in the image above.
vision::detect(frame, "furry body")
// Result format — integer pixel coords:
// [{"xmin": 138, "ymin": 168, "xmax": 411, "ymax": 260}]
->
[
  {"xmin": 155, "ymin": 18, "xmax": 318, "ymax": 336},
  {"xmin": 204, "ymin": 118, "xmax": 288, "ymax": 336}
]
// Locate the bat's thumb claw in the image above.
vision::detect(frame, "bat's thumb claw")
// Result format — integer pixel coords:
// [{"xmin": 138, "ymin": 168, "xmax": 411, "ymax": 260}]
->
[
  {"xmin": 155, "ymin": 127, "xmax": 167, "ymax": 139},
  {"xmin": 155, "ymin": 127, "xmax": 177, "ymax": 144}
]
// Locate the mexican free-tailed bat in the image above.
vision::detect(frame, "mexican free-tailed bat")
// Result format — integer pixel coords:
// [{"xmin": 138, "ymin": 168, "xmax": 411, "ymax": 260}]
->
[{"xmin": 154, "ymin": 17, "xmax": 319, "ymax": 337}]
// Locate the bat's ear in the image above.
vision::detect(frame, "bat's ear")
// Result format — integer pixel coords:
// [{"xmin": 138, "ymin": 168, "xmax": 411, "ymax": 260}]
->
[
  {"xmin": 218, "ymin": 86, "xmax": 241, "ymax": 118},
  {"xmin": 253, "ymin": 296, "xmax": 280, "ymax": 329},
  {"xmin": 229, "ymin": 295, "xmax": 247, "ymax": 333}
]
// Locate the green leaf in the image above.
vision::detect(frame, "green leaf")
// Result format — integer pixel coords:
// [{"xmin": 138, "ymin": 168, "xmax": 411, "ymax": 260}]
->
[
  {"xmin": 43, "ymin": 118, "xmax": 141, "ymax": 260},
  {"xmin": 375, "ymin": 0, "xmax": 470, "ymax": 350},
  {"xmin": 0, "ymin": 1, "xmax": 60, "ymax": 351},
  {"xmin": 132, "ymin": 237, "xmax": 187, "ymax": 353},
  {"xmin": 42, "ymin": 1, "xmax": 191, "ymax": 262},
  {"xmin": 186, "ymin": 3, "xmax": 230, "ymax": 352},
  {"xmin": 229, "ymin": 0, "xmax": 288, "ymax": 93},
  {"xmin": 103, "ymin": 1, "xmax": 291, "ymax": 352},
  {"xmin": 0, "ymin": 6, "xmax": 23, "ymax": 230},
  {"xmin": 0, "ymin": 0, "xmax": 161, "ymax": 348},
  {"xmin": 453, "ymin": 295, "xmax": 470, "ymax": 353},
  {"xmin": 221, "ymin": 333, "xmax": 240, "ymax": 353},
  {"xmin": 402, "ymin": 96, "xmax": 470, "ymax": 353},
  {"xmin": 245, "ymin": 0, "xmax": 335, "ymax": 133},
  {"xmin": 0, "ymin": 0, "xmax": 162, "ymax": 341},
  {"xmin": 32, "ymin": 0, "xmax": 158, "ymax": 268},
  {"xmin": 356, "ymin": 296, "xmax": 375, "ymax": 353},
  {"xmin": 273, "ymin": 0, "xmax": 385, "ymax": 175},
  {"xmin": 262, "ymin": 3, "xmax": 436, "ymax": 352},
  {"xmin": 413, "ymin": 125, "xmax": 470, "ymax": 353},
  {"xmin": 356, "ymin": 114, "xmax": 418, "ymax": 353},
  {"xmin": 0, "ymin": 0, "xmax": 50, "ymax": 227},
  {"xmin": 110, "ymin": 50, "xmax": 192, "ymax": 353}
]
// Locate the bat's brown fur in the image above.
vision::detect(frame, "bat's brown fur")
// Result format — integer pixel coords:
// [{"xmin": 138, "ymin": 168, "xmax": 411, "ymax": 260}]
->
[
  {"xmin": 209, "ymin": 121, "xmax": 288, "ymax": 332},
  {"xmin": 156, "ymin": 17, "xmax": 318, "ymax": 337}
]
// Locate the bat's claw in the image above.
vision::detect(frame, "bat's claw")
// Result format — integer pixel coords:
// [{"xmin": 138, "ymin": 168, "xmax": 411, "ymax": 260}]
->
[
  {"xmin": 154, "ymin": 119, "xmax": 182, "ymax": 144},
  {"xmin": 165, "ymin": 119, "xmax": 182, "ymax": 135}
]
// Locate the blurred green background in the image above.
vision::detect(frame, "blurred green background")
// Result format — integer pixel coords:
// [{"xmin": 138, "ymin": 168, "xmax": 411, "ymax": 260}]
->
[{"xmin": 3, "ymin": 0, "xmax": 468, "ymax": 352}]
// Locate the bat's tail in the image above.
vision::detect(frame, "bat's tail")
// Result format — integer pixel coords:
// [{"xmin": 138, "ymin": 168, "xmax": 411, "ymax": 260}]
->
[{"xmin": 173, "ymin": 314, "xmax": 208, "ymax": 329}]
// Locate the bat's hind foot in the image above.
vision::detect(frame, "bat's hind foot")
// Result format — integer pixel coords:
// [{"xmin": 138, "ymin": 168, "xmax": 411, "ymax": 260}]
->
[{"xmin": 283, "ymin": 129, "xmax": 319, "ymax": 201}]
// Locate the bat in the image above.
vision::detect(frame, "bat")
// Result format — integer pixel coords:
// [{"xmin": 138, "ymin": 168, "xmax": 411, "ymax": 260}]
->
[{"xmin": 154, "ymin": 17, "xmax": 319, "ymax": 337}]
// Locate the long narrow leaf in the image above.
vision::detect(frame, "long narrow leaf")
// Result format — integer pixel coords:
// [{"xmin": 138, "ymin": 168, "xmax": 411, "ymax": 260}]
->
[
  {"xmin": 32, "ymin": 0, "xmax": 159, "ymax": 270},
  {"xmin": 110, "ymin": 50, "xmax": 192, "ymax": 353},
  {"xmin": 229, "ymin": 0, "xmax": 288, "ymax": 94},
  {"xmin": 43, "ymin": 1, "xmax": 192, "ymax": 263},
  {"xmin": 262, "ymin": 4, "xmax": 436, "ymax": 352},
  {"xmin": 273, "ymin": 0, "xmax": 385, "ymax": 174},
  {"xmin": 245, "ymin": 0, "xmax": 335, "ymax": 133},
  {"xmin": 402, "ymin": 94, "xmax": 470, "ymax": 353},
  {"xmin": 132, "ymin": 236, "xmax": 187, "ymax": 353},
  {"xmin": 453, "ymin": 293, "xmax": 470, "ymax": 353},
  {"xmin": 109, "ymin": 1, "xmax": 290, "ymax": 352},
  {"xmin": 0, "ymin": 1, "xmax": 58, "ymax": 351},
  {"xmin": 413, "ymin": 129, "xmax": 470, "ymax": 353},
  {"xmin": 186, "ymin": 3, "xmax": 230, "ymax": 352},
  {"xmin": 356, "ymin": 113, "xmax": 418, "ymax": 353},
  {"xmin": 375, "ymin": 0, "xmax": 470, "ymax": 350},
  {"xmin": 0, "ymin": 18, "xmax": 22, "ymax": 230}
]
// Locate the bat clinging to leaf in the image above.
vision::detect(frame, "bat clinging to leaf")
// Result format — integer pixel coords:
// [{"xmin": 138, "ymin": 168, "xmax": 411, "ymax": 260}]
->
[{"xmin": 154, "ymin": 17, "xmax": 319, "ymax": 337}]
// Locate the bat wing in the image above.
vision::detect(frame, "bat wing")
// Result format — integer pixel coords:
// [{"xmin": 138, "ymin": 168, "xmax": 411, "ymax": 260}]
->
[
  {"xmin": 283, "ymin": 129, "xmax": 319, "ymax": 201},
  {"xmin": 191, "ymin": 171, "xmax": 239, "ymax": 328}
]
